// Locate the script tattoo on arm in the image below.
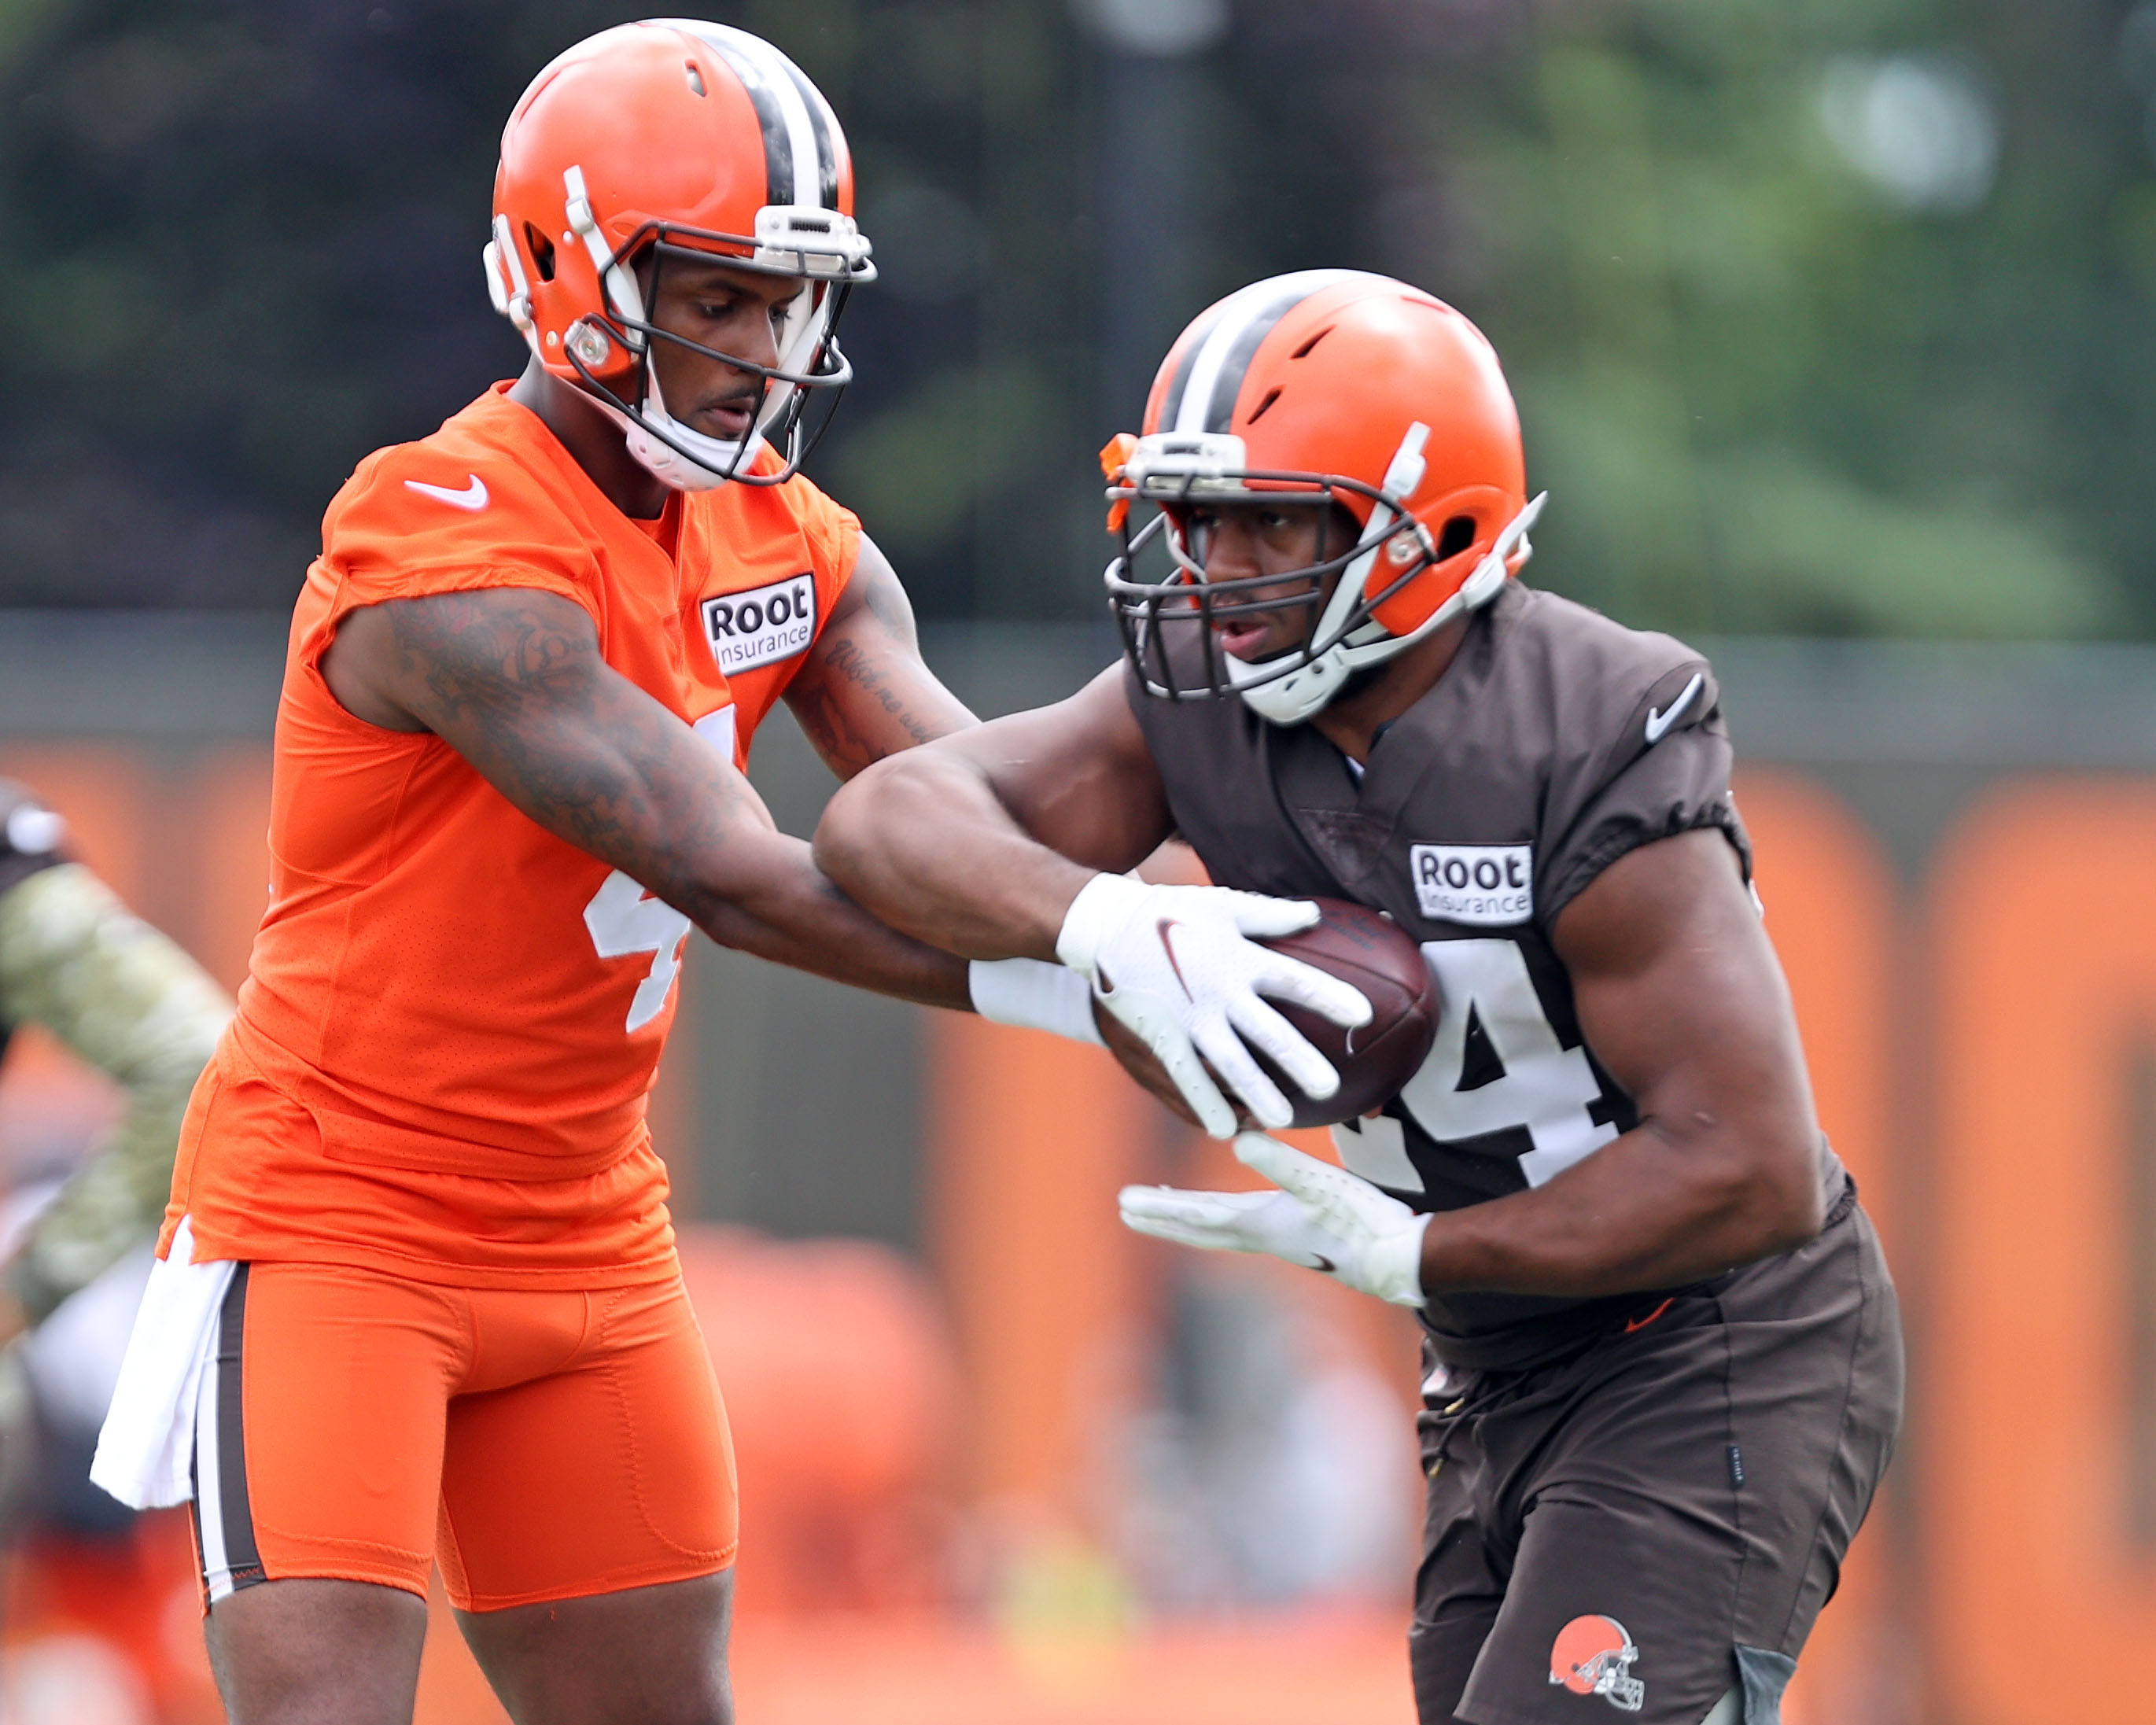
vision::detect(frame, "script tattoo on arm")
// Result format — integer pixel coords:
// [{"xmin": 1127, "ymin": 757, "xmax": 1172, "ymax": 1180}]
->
[
  {"xmin": 785, "ymin": 536, "xmax": 977, "ymax": 780},
  {"xmin": 356, "ymin": 585, "xmax": 969, "ymax": 1007}
]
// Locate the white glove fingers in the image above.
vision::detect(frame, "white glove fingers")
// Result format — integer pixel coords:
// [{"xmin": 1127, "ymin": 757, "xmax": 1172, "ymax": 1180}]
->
[
  {"xmin": 1231, "ymin": 1134, "xmax": 1428, "ymax": 1309},
  {"xmin": 1190, "ymin": 1019, "xmax": 1295, "ymax": 1131},
  {"xmin": 1115, "ymin": 1185, "xmax": 1264, "ymax": 1231},
  {"xmin": 1233, "ymin": 1130, "xmax": 1305, "ymax": 1183},
  {"xmin": 1255, "ymin": 955, "xmax": 1373, "ymax": 1029},
  {"xmin": 1237, "ymin": 1132, "xmax": 1394, "ymax": 1238},
  {"xmin": 1119, "ymin": 1209, "xmax": 1239, "ymax": 1251},
  {"xmin": 1224, "ymin": 993, "xmax": 1343, "ymax": 1103},
  {"xmin": 1236, "ymin": 1132, "xmax": 1352, "ymax": 1213},
  {"xmin": 1218, "ymin": 892, "xmax": 1324, "ymax": 938},
  {"xmin": 1117, "ymin": 1185, "xmax": 1285, "ymax": 1253},
  {"xmin": 1144, "ymin": 1030, "xmax": 1240, "ymax": 1139}
]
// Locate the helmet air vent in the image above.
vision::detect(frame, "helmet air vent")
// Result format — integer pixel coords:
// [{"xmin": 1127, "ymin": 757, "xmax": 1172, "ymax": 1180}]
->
[
  {"xmin": 1291, "ymin": 326, "xmax": 1334, "ymax": 359},
  {"xmin": 1245, "ymin": 386, "xmax": 1283, "ymax": 426},
  {"xmin": 523, "ymin": 224, "xmax": 557, "ymax": 283},
  {"xmin": 684, "ymin": 61, "xmax": 707, "ymax": 97}
]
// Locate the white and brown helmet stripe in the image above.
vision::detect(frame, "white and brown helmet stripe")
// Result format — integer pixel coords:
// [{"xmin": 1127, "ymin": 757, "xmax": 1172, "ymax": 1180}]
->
[
  {"xmin": 654, "ymin": 19, "xmax": 846, "ymax": 212},
  {"xmin": 1154, "ymin": 269, "xmax": 1381, "ymax": 437}
]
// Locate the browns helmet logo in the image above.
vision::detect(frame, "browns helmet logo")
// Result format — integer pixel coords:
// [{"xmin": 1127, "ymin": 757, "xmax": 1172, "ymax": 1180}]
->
[{"xmin": 1548, "ymin": 1614, "xmax": 1645, "ymax": 1712}]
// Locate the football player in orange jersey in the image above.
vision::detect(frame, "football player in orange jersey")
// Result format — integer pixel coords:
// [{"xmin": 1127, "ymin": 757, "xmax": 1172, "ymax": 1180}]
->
[{"xmin": 88, "ymin": 22, "xmax": 1365, "ymax": 1725}]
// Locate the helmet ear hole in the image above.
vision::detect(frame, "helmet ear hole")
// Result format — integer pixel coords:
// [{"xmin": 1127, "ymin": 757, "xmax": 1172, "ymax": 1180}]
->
[
  {"xmin": 523, "ymin": 223, "xmax": 557, "ymax": 284},
  {"xmin": 1435, "ymin": 514, "xmax": 1476, "ymax": 560}
]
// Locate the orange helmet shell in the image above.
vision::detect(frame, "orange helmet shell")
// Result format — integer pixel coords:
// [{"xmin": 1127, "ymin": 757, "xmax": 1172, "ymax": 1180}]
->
[
  {"xmin": 489, "ymin": 20, "xmax": 859, "ymax": 390},
  {"xmin": 1140, "ymin": 272, "xmax": 1526, "ymax": 638}
]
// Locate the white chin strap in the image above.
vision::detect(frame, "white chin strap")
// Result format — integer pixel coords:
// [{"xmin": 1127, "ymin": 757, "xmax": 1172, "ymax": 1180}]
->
[
  {"xmin": 619, "ymin": 373, "xmax": 767, "ymax": 493},
  {"xmin": 1235, "ymin": 469, "xmax": 1548, "ymax": 728},
  {"xmin": 614, "ymin": 285, "xmax": 825, "ymax": 492}
]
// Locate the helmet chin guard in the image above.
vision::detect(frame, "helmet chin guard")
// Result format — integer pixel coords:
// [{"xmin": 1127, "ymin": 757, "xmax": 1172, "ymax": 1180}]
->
[
  {"xmin": 1232, "ymin": 488, "xmax": 1546, "ymax": 725},
  {"xmin": 614, "ymin": 373, "xmax": 769, "ymax": 494},
  {"xmin": 1105, "ymin": 419, "xmax": 1546, "ymax": 726}
]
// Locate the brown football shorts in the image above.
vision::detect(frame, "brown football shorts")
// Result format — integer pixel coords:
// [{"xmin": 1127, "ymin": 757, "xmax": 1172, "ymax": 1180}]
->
[{"xmin": 1408, "ymin": 1185, "xmax": 1901, "ymax": 1725}]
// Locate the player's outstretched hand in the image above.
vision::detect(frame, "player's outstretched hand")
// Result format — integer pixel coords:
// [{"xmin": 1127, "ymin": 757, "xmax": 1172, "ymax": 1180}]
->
[
  {"xmin": 1056, "ymin": 875, "xmax": 1372, "ymax": 1137},
  {"xmin": 1117, "ymin": 1133, "xmax": 1429, "ymax": 1307}
]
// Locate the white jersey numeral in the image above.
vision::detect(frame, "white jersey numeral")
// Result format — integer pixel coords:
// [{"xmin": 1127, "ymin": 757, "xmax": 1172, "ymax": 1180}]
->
[
  {"xmin": 577, "ymin": 712, "xmax": 730, "ymax": 1035},
  {"xmin": 583, "ymin": 871, "xmax": 691, "ymax": 1032},
  {"xmin": 1332, "ymin": 938, "xmax": 1616, "ymax": 1195}
]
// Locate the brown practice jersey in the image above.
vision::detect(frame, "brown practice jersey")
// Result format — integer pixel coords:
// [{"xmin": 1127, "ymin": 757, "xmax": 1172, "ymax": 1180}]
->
[{"xmin": 1127, "ymin": 579, "xmax": 1845, "ymax": 1368}]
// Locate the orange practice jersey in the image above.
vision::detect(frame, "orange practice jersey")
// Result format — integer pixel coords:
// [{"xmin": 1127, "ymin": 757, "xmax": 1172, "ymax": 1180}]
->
[{"xmin": 164, "ymin": 383, "xmax": 859, "ymax": 1285}]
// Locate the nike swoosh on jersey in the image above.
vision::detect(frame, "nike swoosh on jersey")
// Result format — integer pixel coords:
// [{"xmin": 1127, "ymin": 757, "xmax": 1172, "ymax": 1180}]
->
[
  {"xmin": 1643, "ymin": 672, "xmax": 1705, "ymax": 745},
  {"xmin": 403, "ymin": 474, "xmax": 490, "ymax": 512}
]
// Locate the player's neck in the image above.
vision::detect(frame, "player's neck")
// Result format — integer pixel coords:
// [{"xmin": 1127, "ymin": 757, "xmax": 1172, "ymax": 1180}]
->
[
  {"xmin": 507, "ymin": 359, "xmax": 672, "ymax": 522},
  {"xmin": 1307, "ymin": 613, "xmax": 1472, "ymax": 765}
]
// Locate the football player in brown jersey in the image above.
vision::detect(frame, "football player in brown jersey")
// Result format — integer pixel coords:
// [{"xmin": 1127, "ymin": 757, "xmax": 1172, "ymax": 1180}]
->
[{"xmin": 816, "ymin": 271, "xmax": 1903, "ymax": 1725}]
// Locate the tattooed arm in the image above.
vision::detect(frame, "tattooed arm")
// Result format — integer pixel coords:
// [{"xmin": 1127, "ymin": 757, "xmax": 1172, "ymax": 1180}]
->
[
  {"xmin": 783, "ymin": 536, "xmax": 978, "ymax": 779},
  {"xmin": 321, "ymin": 587, "xmax": 970, "ymax": 1007}
]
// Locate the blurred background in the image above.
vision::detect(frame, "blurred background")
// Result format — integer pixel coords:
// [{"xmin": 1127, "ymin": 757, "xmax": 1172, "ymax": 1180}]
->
[{"xmin": 2, "ymin": 2, "xmax": 2154, "ymax": 1722}]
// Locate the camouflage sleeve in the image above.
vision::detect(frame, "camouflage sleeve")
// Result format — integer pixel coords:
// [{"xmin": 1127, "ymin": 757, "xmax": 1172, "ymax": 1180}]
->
[{"xmin": 0, "ymin": 864, "xmax": 232, "ymax": 1321}]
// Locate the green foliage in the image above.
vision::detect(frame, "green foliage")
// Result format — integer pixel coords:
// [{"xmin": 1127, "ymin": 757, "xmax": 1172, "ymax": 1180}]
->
[
  {"xmin": 0, "ymin": 0, "xmax": 2145, "ymax": 636},
  {"xmin": 1408, "ymin": 0, "xmax": 2143, "ymax": 637}
]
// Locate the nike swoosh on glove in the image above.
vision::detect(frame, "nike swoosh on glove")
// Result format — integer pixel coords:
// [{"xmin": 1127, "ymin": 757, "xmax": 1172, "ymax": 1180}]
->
[
  {"xmin": 1116, "ymin": 1132, "xmax": 1429, "ymax": 1307},
  {"xmin": 1056, "ymin": 875, "xmax": 1371, "ymax": 1137}
]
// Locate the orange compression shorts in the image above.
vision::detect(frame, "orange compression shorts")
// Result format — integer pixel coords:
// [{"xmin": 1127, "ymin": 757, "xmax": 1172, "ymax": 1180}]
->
[{"xmin": 188, "ymin": 1261, "xmax": 738, "ymax": 1613}]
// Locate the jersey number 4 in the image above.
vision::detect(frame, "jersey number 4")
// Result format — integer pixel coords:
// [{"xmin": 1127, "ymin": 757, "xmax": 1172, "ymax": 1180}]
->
[
  {"xmin": 1333, "ymin": 939, "xmax": 1616, "ymax": 1195},
  {"xmin": 584, "ymin": 871, "xmax": 691, "ymax": 1033}
]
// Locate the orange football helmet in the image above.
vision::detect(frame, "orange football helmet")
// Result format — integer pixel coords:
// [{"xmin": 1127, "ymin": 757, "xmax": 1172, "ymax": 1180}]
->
[
  {"xmin": 485, "ymin": 20, "xmax": 874, "ymax": 489},
  {"xmin": 1102, "ymin": 271, "xmax": 1540, "ymax": 723}
]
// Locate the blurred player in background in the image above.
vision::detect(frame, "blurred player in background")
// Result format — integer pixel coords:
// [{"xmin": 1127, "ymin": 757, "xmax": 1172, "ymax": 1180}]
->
[
  {"xmin": 0, "ymin": 778, "xmax": 230, "ymax": 1719},
  {"xmin": 87, "ymin": 21, "xmax": 1354, "ymax": 1725},
  {"xmin": 0, "ymin": 777, "xmax": 230, "ymax": 1498},
  {"xmin": 817, "ymin": 272, "xmax": 1903, "ymax": 1725}
]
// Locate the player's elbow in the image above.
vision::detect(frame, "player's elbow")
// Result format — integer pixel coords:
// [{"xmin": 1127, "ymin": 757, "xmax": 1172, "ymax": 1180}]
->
[
  {"xmin": 1738, "ymin": 1127, "xmax": 1827, "ymax": 1258},
  {"xmin": 812, "ymin": 755, "xmax": 907, "ymax": 901}
]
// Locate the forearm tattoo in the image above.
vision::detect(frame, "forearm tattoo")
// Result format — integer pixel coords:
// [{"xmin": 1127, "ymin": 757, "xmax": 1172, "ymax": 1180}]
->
[
  {"xmin": 791, "ymin": 635, "xmax": 940, "ymax": 778},
  {"xmin": 788, "ymin": 556, "xmax": 971, "ymax": 779},
  {"xmin": 376, "ymin": 588, "xmax": 967, "ymax": 1005},
  {"xmin": 386, "ymin": 591, "xmax": 748, "ymax": 912}
]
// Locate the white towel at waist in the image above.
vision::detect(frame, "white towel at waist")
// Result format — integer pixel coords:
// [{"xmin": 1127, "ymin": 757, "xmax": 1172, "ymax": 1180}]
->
[{"xmin": 90, "ymin": 1217, "xmax": 235, "ymax": 1509}]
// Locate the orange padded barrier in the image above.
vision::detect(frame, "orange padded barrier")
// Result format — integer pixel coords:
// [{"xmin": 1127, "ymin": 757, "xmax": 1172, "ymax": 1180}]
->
[
  {"xmin": 927, "ymin": 1017, "xmax": 1154, "ymax": 1531},
  {"xmin": 1734, "ymin": 769, "xmax": 1905, "ymax": 1725},
  {"xmin": 1929, "ymin": 780, "xmax": 2156, "ymax": 1725}
]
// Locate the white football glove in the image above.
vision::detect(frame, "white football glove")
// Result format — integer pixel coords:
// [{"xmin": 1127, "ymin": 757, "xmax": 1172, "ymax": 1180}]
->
[
  {"xmin": 1117, "ymin": 1132, "xmax": 1429, "ymax": 1307},
  {"xmin": 1055, "ymin": 874, "xmax": 1372, "ymax": 1138}
]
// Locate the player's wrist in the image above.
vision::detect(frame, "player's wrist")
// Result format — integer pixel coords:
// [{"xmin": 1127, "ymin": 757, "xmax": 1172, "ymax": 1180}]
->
[
  {"xmin": 1369, "ymin": 1211, "xmax": 1432, "ymax": 1308},
  {"xmin": 967, "ymin": 957, "xmax": 1105, "ymax": 1046},
  {"xmin": 1052, "ymin": 871, "xmax": 1143, "ymax": 979}
]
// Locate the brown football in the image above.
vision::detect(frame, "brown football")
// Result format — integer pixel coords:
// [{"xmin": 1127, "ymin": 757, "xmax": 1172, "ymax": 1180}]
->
[{"xmin": 1257, "ymin": 898, "xmax": 1439, "ymax": 1128}]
